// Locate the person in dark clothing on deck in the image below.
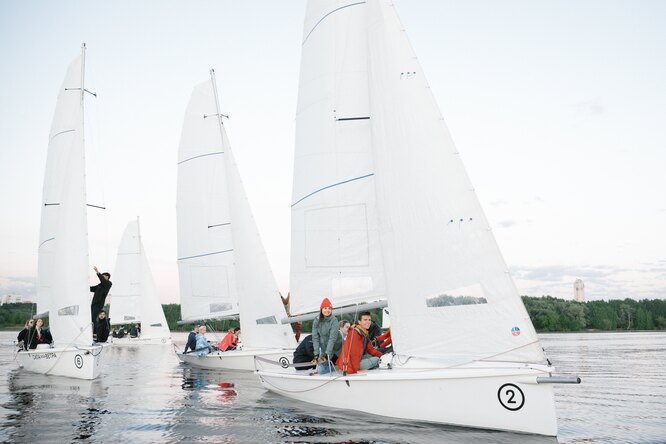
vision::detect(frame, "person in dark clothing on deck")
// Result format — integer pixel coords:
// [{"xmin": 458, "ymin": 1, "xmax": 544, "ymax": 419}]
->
[
  {"xmin": 89, "ymin": 266, "xmax": 112, "ymax": 323},
  {"xmin": 93, "ymin": 311, "xmax": 110, "ymax": 343},
  {"xmin": 184, "ymin": 325, "xmax": 199, "ymax": 353},
  {"xmin": 293, "ymin": 335, "xmax": 315, "ymax": 370}
]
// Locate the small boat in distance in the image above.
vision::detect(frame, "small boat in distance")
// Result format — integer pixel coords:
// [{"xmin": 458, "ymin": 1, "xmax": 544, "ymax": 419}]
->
[
  {"xmin": 109, "ymin": 218, "xmax": 172, "ymax": 346},
  {"xmin": 255, "ymin": 0, "xmax": 579, "ymax": 436},
  {"xmin": 16, "ymin": 44, "xmax": 109, "ymax": 379},
  {"xmin": 175, "ymin": 70, "xmax": 296, "ymax": 370}
]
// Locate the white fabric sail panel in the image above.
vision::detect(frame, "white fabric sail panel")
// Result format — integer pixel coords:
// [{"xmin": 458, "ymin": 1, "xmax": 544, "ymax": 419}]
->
[
  {"xmin": 109, "ymin": 220, "xmax": 142, "ymax": 324},
  {"xmin": 177, "ymin": 80, "xmax": 238, "ymax": 322},
  {"xmin": 38, "ymin": 53, "xmax": 93, "ymax": 346},
  {"xmin": 366, "ymin": 0, "xmax": 545, "ymax": 364},
  {"xmin": 138, "ymin": 240, "xmax": 171, "ymax": 340},
  {"xmin": 290, "ymin": 0, "xmax": 387, "ymax": 316},
  {"xmin": 224, "ymin": 145, "xmax": 296, "ymax": 350}
]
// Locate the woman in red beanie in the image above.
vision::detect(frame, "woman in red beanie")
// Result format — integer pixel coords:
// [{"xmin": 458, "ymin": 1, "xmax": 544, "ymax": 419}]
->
[{"xmin": 311, "ymin": 297, "xmax": 342, "ymax": 374}]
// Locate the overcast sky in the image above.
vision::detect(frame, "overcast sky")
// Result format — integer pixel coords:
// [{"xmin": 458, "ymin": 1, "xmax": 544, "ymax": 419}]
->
[{"xmin": 1, "ymin": 0, "xmax": 664, "ymax": 304}]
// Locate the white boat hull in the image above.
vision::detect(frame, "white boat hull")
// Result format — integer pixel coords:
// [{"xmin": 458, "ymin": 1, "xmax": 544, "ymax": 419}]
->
[
  {"xmin": 256, "ymin": 363, "xmax": 558, "ymax": 436},
  {"xmin": 177, "ymin": 348, "xmax": 293, "ymax": 371},
  {"xmin": 16, "ymin": 344, "xmax": 109, "ymax": 380},
  {"xmin": 111, "ymin": 336, "xmax": 172, "ymax": 346}
]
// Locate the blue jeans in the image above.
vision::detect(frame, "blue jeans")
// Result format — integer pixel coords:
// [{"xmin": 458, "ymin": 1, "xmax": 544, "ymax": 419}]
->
[{"xmin": 317, "ymin": 360, "xmax": 336, "ymax": 375}]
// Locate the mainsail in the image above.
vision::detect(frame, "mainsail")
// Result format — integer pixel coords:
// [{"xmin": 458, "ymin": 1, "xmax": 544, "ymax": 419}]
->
[
  {"xmin": 176, "ymin": 77, "xmax": 239, "ymax": 322},
  {"xmin": 291, "ymin": 0, "xmax": 545, "ymax": 365},
  {"xmin": 37, "ymin": 45, "xmax": 93, "ymax": 347},
  {"xmin": 110, "ymin": 219, "xmax": 171, "ymax": 340},
  {"xmin": 289, "ymin": 0, "xmax": 387, "ymax": 316}
]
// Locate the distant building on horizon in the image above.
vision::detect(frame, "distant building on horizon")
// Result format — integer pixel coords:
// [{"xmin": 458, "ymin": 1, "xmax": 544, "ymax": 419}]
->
[
  {"xmin": 574, "ymin": 279, "xmax": 585, "ymax": 302},
  {"xmin": 0, "ymin": 294, "xmax": 33, "ymax": 305}
]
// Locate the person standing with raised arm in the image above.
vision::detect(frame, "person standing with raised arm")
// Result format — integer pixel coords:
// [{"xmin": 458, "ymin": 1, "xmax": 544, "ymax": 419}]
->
[{"xmin": 89, "ymin": 265, "xmax": 112, "ymax": 323}]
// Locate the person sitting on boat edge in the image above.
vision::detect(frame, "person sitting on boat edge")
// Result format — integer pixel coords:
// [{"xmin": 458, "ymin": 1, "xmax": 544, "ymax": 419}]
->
[
  {"xmin": 311, "ymin": 298, "xmax": 343, "ymax": 375},
  {"xmin": 183, "ymin": 325, "xmax": 199, "ymax": 353},
  {"xmin": 28, "ymin": 318, "xmax": 53, "ymax": 349},
  {"xmin": 89, "ymin": 266, "xmax": 112, "ymax": 323},
  {"xmin": 17, "ymin": 319, "xmax": 34, "ymax": 350},
  {"xmin": 293, "ymin": 334, "xmax": 315, "ymax": 370},
  {"xmin": 219, "ymin": 327, "xmax": 240, "ymax": 351},
  {"xmin": 195, "ymin": 326, "xmax": 212, "ymax": 356},
  {"xmin": 93, "ymin": 310, "xmax": 110, "ymax": 343},
  {"xmin": 129, "ymin": 323, "xmax": 140, "ymax": 338},
  {"xmin": 336, "ymin": 311, "xmax": 383, "ymax": 374}
]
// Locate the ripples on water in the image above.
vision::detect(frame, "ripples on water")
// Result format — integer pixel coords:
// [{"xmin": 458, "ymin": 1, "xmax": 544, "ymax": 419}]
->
[{"xmin": 0, "ymin": 331, "xmax": 664, "ymax": 443}]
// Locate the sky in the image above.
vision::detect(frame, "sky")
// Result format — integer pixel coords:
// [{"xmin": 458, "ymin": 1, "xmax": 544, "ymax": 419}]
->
[{"xmin": 1, "ymin": 0, "xmax": 665, "ymax": 304}]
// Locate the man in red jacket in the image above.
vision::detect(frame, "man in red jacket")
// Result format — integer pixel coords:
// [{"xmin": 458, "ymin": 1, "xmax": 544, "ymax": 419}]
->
[{"xmin": 336, "ymin": 312, "xmax": 383, "ymax": 374}]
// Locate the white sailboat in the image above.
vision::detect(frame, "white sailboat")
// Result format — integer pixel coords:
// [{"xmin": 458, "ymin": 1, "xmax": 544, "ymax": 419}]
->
[
  {"xmin": 109, "ymin": 218, "xmax": 172, "ymax": 345},
  {"xmin": 16, "ymin": 44, "xmax": 109, "ymax": 380},
  {"xmin": 255, "ymin": 0, "xmax": 579, "ymax": 436},
  {"xmin": 176, "ymin": 71, "xmax": 296, "ymax": 370}
]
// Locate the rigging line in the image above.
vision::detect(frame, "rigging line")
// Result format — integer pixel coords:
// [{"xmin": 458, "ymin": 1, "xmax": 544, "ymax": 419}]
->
[
  {"xmin": 302, "ymin": 1, "xmax": 366, "ymax": 45},
  {"xmin": 86, "ymin": 204, "xmax": 106, "ymax": 210},
  {"xmin": 177, "ymin": 249, "xmax": 233, "ymax": 261},
  {"xmin": 291, "ymin": 173, "xmax": 374, "ymax": 207},
  {"xmin": 49, "ymin": 129, "xmax": 75, "ymax": 142},
  {"xmin": 38, "ymin": 237, "xmax": 55, "ymax": 248},
  {"xmin": 64, "ymin": 87, "xmax": 97, "ymax": 97},
  {"xmin": 178, "ymin": 151, "xmax": 224, "ymax": 165},
  {"xmin": 44, "ymin": 203, "xmax": 60, "ymax": 206},
  {"xmin": 208, "ymin": 222, "xmax": 230, "ymax": 229}
]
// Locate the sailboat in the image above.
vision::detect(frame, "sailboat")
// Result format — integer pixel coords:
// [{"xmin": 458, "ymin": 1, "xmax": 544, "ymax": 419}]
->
[
  {"xmin": 109, "ymin": 218, "xmax": 172, "ymax": 345},
  {"xmin": 16, "ymin": 44, "xmax": 109, "ymax": 380},
  {"xmin": 175, "ymin": 71, "xmax": 297, "ymax": 371},
  {"xmin": 255, "ymin": 0, "xmax": 579, "ymax": 436}
]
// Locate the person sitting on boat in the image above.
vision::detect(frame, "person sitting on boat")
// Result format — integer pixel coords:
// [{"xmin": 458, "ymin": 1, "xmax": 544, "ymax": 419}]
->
[
  {"xmin": 28, "ymin": 318, "xmax": 53, "ymax": 349},
  {"xmin": 93, "ymin": 311, "xmax": 110, "ymax": 343},
  {"xmin": 195, "ymin": 326, "xmax": 212, "ymax": 356},
  {"xmin": 218, "ymin": 327, "xmax": 240, "ymax": 351},
  {"xmin": 311, "ymin": 298, "xmax": 342, "ymax": 375},
  {"xmin": 17, "ymin": 319, "xmax": 34, "ymax": 350},
  {"xmin": 293, "ymin": 334, "xmax": 316, "ymax": 370},
  {"xmin": 89, "ymin": 266, "xmax": 112, "ymax": 323},
  {"xmin": 336, "ymin": 312, "xmax": 383, "ymax": 375},
  {"xmin": 129, "ymin": 323, "xmax": 140, "ymax": 338},
  {"xmin": 183, "ymin": 325, "xmax": 199, "ymax": 353}
]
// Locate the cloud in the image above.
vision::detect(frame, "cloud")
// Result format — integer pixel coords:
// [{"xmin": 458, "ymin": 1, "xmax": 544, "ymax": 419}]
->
[
  {"xmin": 490, "ymin": 199, "xmax": 508, "ymax": 206},
  {"xmin": 0, "ymin": 275, "xmax": 36, "ymax": 297},
  {"xmin": 576, "ymin": 98, "xmax": 605, "ymax": 116}
]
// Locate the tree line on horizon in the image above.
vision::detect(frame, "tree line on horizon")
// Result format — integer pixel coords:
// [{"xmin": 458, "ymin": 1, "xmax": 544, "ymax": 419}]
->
[{"xmin": 1, "ymin": 296, "xmax": 666, "ymax": 333}]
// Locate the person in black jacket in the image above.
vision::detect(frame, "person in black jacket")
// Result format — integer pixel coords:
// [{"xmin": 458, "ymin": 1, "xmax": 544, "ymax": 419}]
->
[
  {"xmin": 17, "ymin": 319, "xmax": 34, "ymax": 350},
  {"xmin": 183, "ymin": 325, "xmax": 199, "ymax": 353},
  {"xmin": 93, "ymin": 311, "xmax": 110, "ymax": 343},
  {"xmin": 89, "ymin": 265, "xmax": 112, "ymax": 323},
  {"xmin": 29, "ymin": 318, "xmax": 53, "ymax": 349},
  {"xmin": 293, "ymin": 335, "xmax": 316, "ymax": 370}
]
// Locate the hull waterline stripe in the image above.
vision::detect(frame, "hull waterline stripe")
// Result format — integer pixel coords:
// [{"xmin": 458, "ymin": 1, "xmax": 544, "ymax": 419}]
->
[
  {"xmin": 291, "ymin": 173, "xmax": 374, "ymax": 207},
  {"xmin": 178, "ymin": 151, "xmax": 223, "ymax": 165},
  {"xmin": 177, "ymin": 249, "xmax": 233, "ymax": 261},
  {"xmin": 302, "ymin": 1, "xmax": 366, "ymax": 45}
]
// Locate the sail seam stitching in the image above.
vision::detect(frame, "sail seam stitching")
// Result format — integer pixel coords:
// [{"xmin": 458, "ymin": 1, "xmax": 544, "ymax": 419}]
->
[
  {"xmin": 177, "ymin": 249, "xmax": 233, "ymax": 261},
  {"xmin": 292, "ymin": 173, "xmax": 374, "ymax": 207},
  {"xmin": 178, "ymin": 151, "xmax": 224, "ymax": 165}
]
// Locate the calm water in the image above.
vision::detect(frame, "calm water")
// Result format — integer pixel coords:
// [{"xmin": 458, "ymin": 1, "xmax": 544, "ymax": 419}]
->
[{"xmin": 0, "ymin": 330, "xmax": 664, "ymax": 443}]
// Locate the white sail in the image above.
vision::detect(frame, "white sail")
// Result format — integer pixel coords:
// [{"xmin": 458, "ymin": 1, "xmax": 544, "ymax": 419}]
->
[
  {"xmin": 37, "ymin": 50, "xmax": 92, "ymax": 347},
  {"xmin": 110, "ymin": 219, "xmax": 171, "ymax": 341},
  {"xmin": 289, "ymin": 0, "xmax": 387, "ymax": 316},
  {"xmin": 176, "ymin": 79, "xmax": 239, "ymax": 322},
  {"xmin": 366, "ymin": 0, "xmax": 545, "ymax": 365}
]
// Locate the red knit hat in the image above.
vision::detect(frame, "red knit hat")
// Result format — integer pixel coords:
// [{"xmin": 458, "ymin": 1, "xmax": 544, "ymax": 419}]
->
[{"xmin": 320, "ymin": 298, "xmax": 333, "ymax": 310}]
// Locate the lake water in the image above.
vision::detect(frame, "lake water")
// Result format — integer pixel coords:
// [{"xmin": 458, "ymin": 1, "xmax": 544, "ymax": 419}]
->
[{"xmin": 0, "ymin": 330, "xmax": 664, "ymax": 443}]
